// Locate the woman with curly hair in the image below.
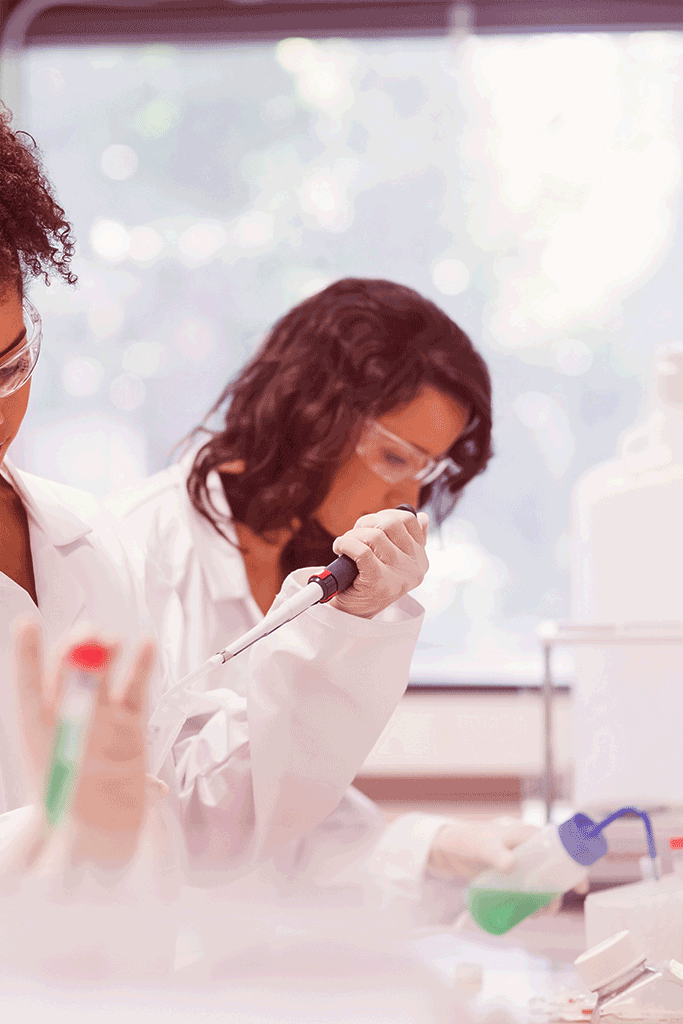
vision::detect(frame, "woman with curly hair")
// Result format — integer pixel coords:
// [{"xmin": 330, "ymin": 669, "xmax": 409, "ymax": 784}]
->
[
  {"xmin": 0, "ymin": 107, "xmax": 433, "ymax": 894},
  {"xmin": 0, "ymin": 106, "xmax": 160, "ymax": 830},
  {"xmin": 109, "ymin": 278, "xmax": 538, "ymax": 925}
]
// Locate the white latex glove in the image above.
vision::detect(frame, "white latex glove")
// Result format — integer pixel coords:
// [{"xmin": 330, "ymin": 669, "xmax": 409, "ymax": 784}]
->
[
  {"xmin": 428, "ymin": 817, "xmax": 589, "ymax": 916},
  {"xmin": 0, "ymin": 623, "xmax": 180, "ymax": 985},
  {"xmin": 427, "ymin": 816, "xmax": 538, "ymax": 882},
  {"xmin": 329, "ymin": 508, "xmax": 429, "ymax": 618},
  {"xmin": 3, "ymin": 620, "xmax": 157, "ymax": 875}
]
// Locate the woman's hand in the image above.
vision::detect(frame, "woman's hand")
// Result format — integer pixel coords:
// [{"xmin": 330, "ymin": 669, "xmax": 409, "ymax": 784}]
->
[
  {"xmin": 329, "ymin": 508, "xmax": 430, "ymax": 618},
  {"xmin": 428, "ymin": 816, "xmax": 587, "ymax": 917},
  {"xmin": 12, "ymin": 620, "xmax": 157, "ymax": 871},
  {"xmin": 428, "ymin": 816, "xmax": 538, "ymax": 882}
]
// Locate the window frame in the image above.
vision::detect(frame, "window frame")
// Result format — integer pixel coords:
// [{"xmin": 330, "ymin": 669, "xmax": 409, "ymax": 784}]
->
[{"xmin": 2, "ymin": 0, "xmax": 683, "ymax": 52}]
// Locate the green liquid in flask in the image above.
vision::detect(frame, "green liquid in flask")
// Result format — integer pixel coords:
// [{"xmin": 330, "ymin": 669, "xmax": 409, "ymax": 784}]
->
[{"xmin": 467, "ymin": 887, "xmax": 559, "ymax": 935}]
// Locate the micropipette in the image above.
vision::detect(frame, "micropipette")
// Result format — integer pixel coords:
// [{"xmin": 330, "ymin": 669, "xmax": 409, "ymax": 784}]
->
[{"xmin": 148, "ymin": 504, "xmax": 418, "ymax": 774}]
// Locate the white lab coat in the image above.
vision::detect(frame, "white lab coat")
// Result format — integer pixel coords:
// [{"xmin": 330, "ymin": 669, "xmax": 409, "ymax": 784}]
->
[
  {"xmin": 0, "ymin": 460, "xmax": 428, "ymax": 892},
  {"xmin": 107, "ymin": 453, "xmax": 464, "ymax": 922},
  {"xmin": 0, "ymin": 457, "xmax": 423, "ymax": 892},
  {"xmin": 0, "ymin": 457, "xmax": 166, "ymax": 816}
]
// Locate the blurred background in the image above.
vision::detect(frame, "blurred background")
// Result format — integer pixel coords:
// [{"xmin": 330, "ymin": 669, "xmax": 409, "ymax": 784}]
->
[{"xmin": 3, "ymin": 0, "xmax": 683, "ymax": 818}]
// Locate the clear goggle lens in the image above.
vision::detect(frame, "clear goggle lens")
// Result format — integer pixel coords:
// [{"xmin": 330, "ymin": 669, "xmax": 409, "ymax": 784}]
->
[
  {"xmin": 0, "ymin": 299, "xmax": 42, "ymax": 398},
  {"xmin": 415, "ymin": 457, "xmax": 455, "ymax": 485},
  {"xmin": 357, "ymin": 421, "xmax": 460, "ymax": 486}
]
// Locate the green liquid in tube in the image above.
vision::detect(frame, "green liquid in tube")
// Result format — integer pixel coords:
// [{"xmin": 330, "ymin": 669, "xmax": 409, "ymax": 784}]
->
[
  {"xmin": 44, "ymin": 719, "xmax": 77, "ymax": 826},
  {"xmin": 467, "ymin": 887, "xmax": 559, "ymax": 935}
]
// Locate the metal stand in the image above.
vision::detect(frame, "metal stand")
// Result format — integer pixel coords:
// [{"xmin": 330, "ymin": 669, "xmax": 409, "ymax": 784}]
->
[
  {"xmin": 541, "ymin": 639, "xmax": 554, "ymax": 826},
  {"xmin": 538, "ymin": 622, "xmax": 683, "ymax": 825}
]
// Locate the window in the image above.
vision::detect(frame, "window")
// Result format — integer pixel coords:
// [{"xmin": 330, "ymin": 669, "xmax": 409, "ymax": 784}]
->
[{"xmin": 12, "ymin": 21, "xmax": 683, "ymax": 682}]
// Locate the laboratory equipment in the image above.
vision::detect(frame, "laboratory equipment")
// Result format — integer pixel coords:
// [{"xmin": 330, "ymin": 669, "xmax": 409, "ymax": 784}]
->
[
  {"xmin": 571, "ymin": 342, "xmax": 683, "ymax": 809},
  {"xmin": 44, "ymin": 641, "xmax": 109, "ymax": 826},
  {"xmin": 575, "ymin": 930, "xmax": 683, "ymax": 1023},
  {"xmin": 148, "ymin": 505, "xmax": 418, "ymax": 774},
  {"xmin": 588, "ymin": 808, "xmax": 683, "ymax": 886},
  {"xmin": 639, "ymin": 855, "xmax": 664, "ymax": 883},
  {"xmin": 585, "ymin": 873, "xmax": 683, "ymax": 966},
  {"xmin": 585, "ymin": 836, "xmax": 683, "ymax": 965},
  {"xmin": 671, "ymin": 837, "xmax": 683, "ymax": 879},
  {"xmin": 537, "ymin": 622, "xmax": 683, "ymax": 828},
  {"xmin": 466, "ymin": 807, "xmax": 657, "ymax": 936}
]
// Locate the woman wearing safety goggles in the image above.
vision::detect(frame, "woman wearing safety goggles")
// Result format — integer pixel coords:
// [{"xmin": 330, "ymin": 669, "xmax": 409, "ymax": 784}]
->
[
  {"xmin": 0, "ymin": 107, "xmax": 439, "ymax": 926},
  {"xmin": 107, "ymin": 279, "xmax": 541, "ymax": 928}
]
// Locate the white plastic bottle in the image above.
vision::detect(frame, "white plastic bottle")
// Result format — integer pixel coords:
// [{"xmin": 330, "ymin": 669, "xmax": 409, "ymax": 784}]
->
[
  {"xmin": 570, "ymin": 342, "xmax": 683, "ymax": 808},
  {"xmin": 467, "ymin": 813, "xmax": 607, "ymax": 935},
  {"xmin": 575, "ymin": 930, "xmax": 683, "ymax": 1022}
]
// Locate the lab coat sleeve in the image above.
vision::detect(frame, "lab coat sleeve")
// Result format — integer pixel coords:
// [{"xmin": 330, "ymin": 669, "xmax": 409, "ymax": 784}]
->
[
  {"xmin": 265, "ymin": 794, "xmax": 466, "ymax": 926},
  {"xmin": 362, "ymin": 811, "xmax": 468, "ymax": 925},
  {"xmin": 171, "ymin": 568, "xmax": 424, "ymax": 881}
]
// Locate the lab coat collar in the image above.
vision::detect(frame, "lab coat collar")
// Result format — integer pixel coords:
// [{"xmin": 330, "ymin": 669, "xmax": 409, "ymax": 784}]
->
[
  {"xmin": 0, "ymin": 458, "xmax": 89, "ymax": 650},
  {"xmin": 176, "ymin": 448, "xmax": 252, "ymax": 604},
  {"xmin": 1, "ymin": 458, "xmax": 93, "ymax": 547}
]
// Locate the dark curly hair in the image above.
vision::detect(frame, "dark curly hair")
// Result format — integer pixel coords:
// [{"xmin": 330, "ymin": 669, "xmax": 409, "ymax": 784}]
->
[
  {"xmin": 0, "ymin": 104, "xmax": 76, "ymax": 292},
  {"xmin": 185, "ymin": 278, "xmax": 493, "ymax": 575}
]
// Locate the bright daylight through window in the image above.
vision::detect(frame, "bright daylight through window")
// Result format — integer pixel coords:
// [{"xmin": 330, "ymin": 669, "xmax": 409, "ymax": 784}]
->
[{"xmin": 16, "ymin": 30, "xmax": 683, "ymax": 683}]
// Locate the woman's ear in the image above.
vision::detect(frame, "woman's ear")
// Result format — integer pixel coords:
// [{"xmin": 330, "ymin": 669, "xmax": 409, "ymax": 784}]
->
[{"xmin": 216, "ymin": 460, "xmax": 246, "ymax": 474}]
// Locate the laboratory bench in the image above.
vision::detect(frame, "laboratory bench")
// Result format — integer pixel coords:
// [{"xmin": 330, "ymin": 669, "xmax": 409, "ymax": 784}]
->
[
  {"xmin": 354, "ymin": 683, "xmax": 573, "ymax": 807},
  {"xmin": 352, "ymin": 671, "xmax": 593, "ymax": 1015},
  {"xmin": 354, "ymin": 682, "xmax": 683, "ymax": 881},
  {"xmin": 347, "ymin": 681, "xmax": 682, "ymax": 1019},
  {"xmin": 415, "ymin": 906, "xmax": 588, "ymax": 1022}
]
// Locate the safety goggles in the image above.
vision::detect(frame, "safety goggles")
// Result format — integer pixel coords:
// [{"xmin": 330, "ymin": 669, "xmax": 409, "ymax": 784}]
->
[
  {"xmin": 355, "ymin": 420, "xmax": 460, "ymax": 486},
  {"xmin": 0, "ymin": 298, "xmax": 42, "ymax": 398}
]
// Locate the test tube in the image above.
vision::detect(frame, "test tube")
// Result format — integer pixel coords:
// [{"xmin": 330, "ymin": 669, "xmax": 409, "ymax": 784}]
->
[{"xmin": 44, "ymin": 642, "xmax": 109, "ymax": 827}]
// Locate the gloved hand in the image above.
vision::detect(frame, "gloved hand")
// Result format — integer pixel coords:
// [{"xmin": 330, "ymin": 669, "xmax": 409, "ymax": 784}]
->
[
  {"xmin": 8, "ymin": 620, "xmax": 157, "ymax": 872},
  {"xmin": 329, "ymin": 507, "xmax": 430, "ymax": 618},
  {"xmin": 0, "ymin": 623, "xmax": 179, "ymax": 984},
  {"xmin": 427, "ymin": 816, "xmax": 539, "ymax": 882}
]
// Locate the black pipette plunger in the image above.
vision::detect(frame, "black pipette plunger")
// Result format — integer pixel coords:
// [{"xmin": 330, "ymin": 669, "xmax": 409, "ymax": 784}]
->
[{"xmin": 308, "ymin": 503, "xmax": 418, "ymax": 601}]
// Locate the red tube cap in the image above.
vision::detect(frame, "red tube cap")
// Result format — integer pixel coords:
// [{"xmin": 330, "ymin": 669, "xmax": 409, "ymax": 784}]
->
[{"xmin": 66, "ymin": 642, "xmax": 109, "ymax": 671}]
